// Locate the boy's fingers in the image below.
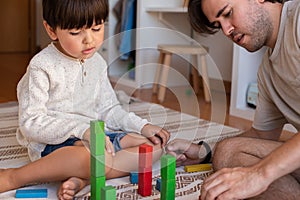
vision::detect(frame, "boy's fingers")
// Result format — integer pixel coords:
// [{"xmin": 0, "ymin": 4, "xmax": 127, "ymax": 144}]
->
[{"xmin": 105, "ymin": 136, "xmax": 115, "ymax": 155}]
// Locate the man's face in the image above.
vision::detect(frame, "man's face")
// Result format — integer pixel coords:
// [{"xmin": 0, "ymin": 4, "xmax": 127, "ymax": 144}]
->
[{"xmin": 202, "ymin": 0, "xmax": 273, "ymax": 52}]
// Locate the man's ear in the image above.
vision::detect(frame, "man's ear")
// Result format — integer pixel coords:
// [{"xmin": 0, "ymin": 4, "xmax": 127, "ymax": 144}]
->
[{"xmin": 43, "ymin": 20, "xmax": 58, "ymax": 41}]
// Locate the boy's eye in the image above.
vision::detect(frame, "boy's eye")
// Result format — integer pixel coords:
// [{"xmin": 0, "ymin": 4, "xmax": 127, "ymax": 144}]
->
[
  {"xmin": 69, "ymin": 31, "xmax": 80, "ymax": 36},
  {"xmin": 92, "ymin": 28, "xmax": 101, "ymax": 32}
]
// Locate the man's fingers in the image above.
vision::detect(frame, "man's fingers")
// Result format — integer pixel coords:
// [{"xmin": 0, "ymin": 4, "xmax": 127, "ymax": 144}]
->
[{"xmin": 166, "ymin": 139, "xmax": 192, "ymax": 152}]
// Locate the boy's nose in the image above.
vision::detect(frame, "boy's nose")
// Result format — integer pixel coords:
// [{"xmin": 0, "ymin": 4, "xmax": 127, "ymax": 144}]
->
[{"xmin": 83, "ymin": 32, "xmax": 93, "ymax": 44}]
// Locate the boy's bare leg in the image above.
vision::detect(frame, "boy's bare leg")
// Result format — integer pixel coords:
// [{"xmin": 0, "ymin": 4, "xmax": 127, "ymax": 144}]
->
[
  {"xmin": 0, "ymin": 145, "xmax": 90, "ymax": 193},
  {"xmin": 0, "ymin": 134, "xmax": 163, "ymax": 198},
  {"xmin": 213, "ymin": 137, "xmax": 300, "ymax": 199},
  {"xmin": 57, "ymin": 133, "xmax": 163, "ymax": 199},
  {"xmin": 105, "ymin": 133, "xmax": 163, "ymax": 178}
]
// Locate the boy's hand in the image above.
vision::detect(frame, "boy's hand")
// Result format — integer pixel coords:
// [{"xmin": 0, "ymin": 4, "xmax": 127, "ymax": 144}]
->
[
  {"xmin": 105, "ymin": 136, "xmax": 115, "ymax": 156},
  {"xmin": 83, "ymin": 129, "xmax": 115, "ymax": 156},
  {"xmin": 141, "ymin": 124, "xmax": 170, "ymax": 146}
]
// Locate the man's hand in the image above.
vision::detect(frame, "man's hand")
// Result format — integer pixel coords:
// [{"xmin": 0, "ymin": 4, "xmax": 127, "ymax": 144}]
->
[
  {"xmin": 200, "ymin": 166, "xmax": 271, "ymax": 200},
  {"xmin": 165, "ymin": 139, "xmax": 203, "ymax": 166},
  {"xmin": 141, "ymin": 124, "xmax": 170, "ymax": 146}
]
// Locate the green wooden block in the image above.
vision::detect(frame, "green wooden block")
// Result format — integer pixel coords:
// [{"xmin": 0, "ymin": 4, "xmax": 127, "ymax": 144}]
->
[
  {"xmin": 161, "ymin": 179, "xmax": 176, "ymax": 200},
  {"xmin": 91, "ymin": 155, "xmax": 105, "ymax": 177},
  {"xmin": 161, "ymin": 155, "xmax": 176, "ymax": 179},
  {"xmin": 90, "ymin": 120, "xmax": 105, "ymax": 156},
  {"xmin": 101, "ymin": 185, "xmax": 116, "ymax": 200},
  {"xmin": 90, "ymin": 175, "xmax": 106, "ymax": 200}
]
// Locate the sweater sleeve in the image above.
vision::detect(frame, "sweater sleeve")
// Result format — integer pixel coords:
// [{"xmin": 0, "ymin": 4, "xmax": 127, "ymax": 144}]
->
[
  {"xmin": 17, "ymin": 65, "xmax": 89, "ymax": 145},
  {"xmin": 97, "ymin": 70, "xmax": 149, "ymax": 133}
]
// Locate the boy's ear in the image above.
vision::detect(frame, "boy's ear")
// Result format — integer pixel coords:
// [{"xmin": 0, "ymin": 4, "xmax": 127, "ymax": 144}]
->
[{"xmin": 43, "ymin": 20, "xmax": 58, "ymax": 40}]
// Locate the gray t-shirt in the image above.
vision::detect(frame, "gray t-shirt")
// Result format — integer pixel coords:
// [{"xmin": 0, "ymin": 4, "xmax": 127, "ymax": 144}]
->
[{"xmin": 253, "ymin": 0, "xmax": 300, "ymax": 131}]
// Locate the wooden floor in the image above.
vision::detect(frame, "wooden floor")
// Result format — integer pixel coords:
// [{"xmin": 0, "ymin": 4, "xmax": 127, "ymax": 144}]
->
[{"xmin": 131, "ymin": 86, "xmax": 252, "ymax": 132}]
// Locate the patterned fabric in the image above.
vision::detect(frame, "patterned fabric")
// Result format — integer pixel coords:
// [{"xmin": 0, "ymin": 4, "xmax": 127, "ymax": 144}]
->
[{"xmin": 0, "ymin": 100, "xmax": 242, "ymax": 199}]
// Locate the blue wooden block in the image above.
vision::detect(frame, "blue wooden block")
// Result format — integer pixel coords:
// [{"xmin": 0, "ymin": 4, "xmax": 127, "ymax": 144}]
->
[
  {"xmin": 15, "ymin": 189, "xmax": 48, "ymax": 198},
  {"xmin": 130, "ymin": 171, "xmax": 138, "ymax": 184},
  {"xmin": 155, "ymin": 178, "xmax": 161, "ymax": 191}
]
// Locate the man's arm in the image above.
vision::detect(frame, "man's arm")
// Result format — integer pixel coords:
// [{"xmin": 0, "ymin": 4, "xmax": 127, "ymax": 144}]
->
[{"xmin": 239, "ymin": 127, "xmax": 282, "ymax": 141}]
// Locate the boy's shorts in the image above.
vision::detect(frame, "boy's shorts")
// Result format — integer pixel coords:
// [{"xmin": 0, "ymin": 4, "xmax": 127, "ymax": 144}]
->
[{"xmin": 41, "ymin": 132, "xmax": 127, "ymax": 157}]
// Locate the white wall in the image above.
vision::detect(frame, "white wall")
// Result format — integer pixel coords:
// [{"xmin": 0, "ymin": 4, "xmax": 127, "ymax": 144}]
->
[{"xmin": 194, "ymin": 32, "xmax": 233, "ymax": 82}]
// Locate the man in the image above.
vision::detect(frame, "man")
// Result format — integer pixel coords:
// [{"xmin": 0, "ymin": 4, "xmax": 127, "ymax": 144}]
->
[{"xmin": 166, "ymin": 0, "xmax": 300, "ymax": 199}]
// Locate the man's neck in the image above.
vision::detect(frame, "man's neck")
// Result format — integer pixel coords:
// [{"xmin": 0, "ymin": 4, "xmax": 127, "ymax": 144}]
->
[{"xmin": 266, "ymin": 2, "xmax": 283, "ymax": 49}]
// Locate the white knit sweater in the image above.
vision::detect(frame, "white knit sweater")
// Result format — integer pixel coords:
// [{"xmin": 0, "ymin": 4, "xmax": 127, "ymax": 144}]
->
[{"xmin": 17, "ymin": 43, "xmax": 148, "ymax": 161}]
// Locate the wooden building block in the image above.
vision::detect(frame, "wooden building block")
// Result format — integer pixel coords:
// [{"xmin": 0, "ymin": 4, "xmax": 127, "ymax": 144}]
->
[
  {"xmin": 161, "ymin": 179, "xmax": 176, "ymax": 200},
  {"xmin": 139, "ymin": 144, "xmax": 153, "ymax": 168},
  {"xmin": 101, "ymin": 185, "xmax": 116, "ymax": 200},
  {"xmin": 91, "ymin": 155, "xmax": 105, "ymax": 177},
  {"xmin": 161, "ymin": 154, "xmax": 176, "ymax": 179},
  {"xmin": 130, "ymin": 171, "xmax": 138, "ymax": 184},
  {"xmin": 138, "ymin": 169, "xmax": 152, "ymax": 196},
  {"xmin": 138, "ymin": 181, "xmax": 152, "ymax": 197},
  {"xmin": 15, "ymin": 189, "xmax": 47, "ymax": 198},
  {"xmin": 91, "ymin": 175, "xmax": 106, "ymax": 200},
  {"xmin": 155, "ymin": 178, "xmax": 161, "ymax": 191},
  {"xmin": 90, "ymin": 120, "xmax": 105, "ymax": 156},
  {"xmin": 184, "ymin": 163, "xmax": 212, "ymax": 173}
]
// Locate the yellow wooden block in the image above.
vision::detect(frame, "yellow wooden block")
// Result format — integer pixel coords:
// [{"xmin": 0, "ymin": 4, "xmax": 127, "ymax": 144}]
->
[{"xmin": 184, "ymin": 164, "xmax": 212, "ymax": 172}]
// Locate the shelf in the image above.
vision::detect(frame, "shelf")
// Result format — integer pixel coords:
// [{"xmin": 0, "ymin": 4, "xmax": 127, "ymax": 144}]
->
[{"xmin": 145, "ymin": 7, "xmax": 187, "ymax": 13}]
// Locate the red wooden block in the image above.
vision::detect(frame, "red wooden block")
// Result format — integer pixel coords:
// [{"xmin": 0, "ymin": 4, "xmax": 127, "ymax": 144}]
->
[
  {"xmin": 138, "ymin": 166, "xmax": 152, "ymax": 173},
  {"xmin": 139, "ymin": 144, "xmax": 153, "ymax": 168},
  {"xmin": 138, "ymin": 183, "xmax": 152, "ymax": 196},
  {"xmin": 138, "ymin": 168, "xmax": 152, "ymax": 197}
]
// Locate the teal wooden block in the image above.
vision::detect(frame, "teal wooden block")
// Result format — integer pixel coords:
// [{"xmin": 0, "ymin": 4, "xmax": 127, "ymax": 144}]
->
[
  {"xmin": 130, "ymin": 171, "xmax": 138, "ymax": 184},
  {"xmin": 91, "ymin": 155, "xmax": 105, "ymax": 177},
  {"xmin": 161, "ymin": 155, "xmax": 176, "ymax": 179},
  {"xmin": 90, "ymin": 120, "xmax": 105, "ymax": 156},
  {"xmin": 101, "ymin": 185, "xmax": 116, "ymax": 200},
  {"xmin": 15, "ymin": 189, "xmax": 47, "ymax": 198},
  {"xmin": 161, "ymin": 179, "xmax": 176, "ymax": 200},
  {"xmin": 90, "ymin": 175, "xmax": 106, "ymax": 200}
]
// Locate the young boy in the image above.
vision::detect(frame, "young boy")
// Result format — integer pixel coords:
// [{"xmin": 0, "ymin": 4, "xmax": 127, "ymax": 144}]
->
[{"xmin": 0, "ymin": 0, "xmax": 170, "ymax": 199}]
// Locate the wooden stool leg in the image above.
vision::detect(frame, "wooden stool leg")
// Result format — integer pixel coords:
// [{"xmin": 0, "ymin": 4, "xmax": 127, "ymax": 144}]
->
[
  {"xmin": 153, "ymin": 52, "xmax": 165, "ymax": 94},
  {"xmin": 199, "ymin": 55, "xmax": 211, "ymax": 102},
  {"xmin": 191, "ymin": 55, "xmax": 200, "ymax": 94},
  {"xmin": 158, "ymin": 53, "xmax": 172, "ymax": 103}
]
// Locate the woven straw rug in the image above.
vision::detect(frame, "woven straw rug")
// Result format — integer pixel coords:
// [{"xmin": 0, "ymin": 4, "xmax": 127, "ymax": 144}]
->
[{"xmin": 0, "ymin": 100, "xmax": 242, "ymax": 200}]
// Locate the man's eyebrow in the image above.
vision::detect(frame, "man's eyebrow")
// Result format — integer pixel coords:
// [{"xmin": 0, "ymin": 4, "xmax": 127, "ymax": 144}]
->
[{"xmin": 216, "ymin": 4, "xmax": 228, "ymax": 18}]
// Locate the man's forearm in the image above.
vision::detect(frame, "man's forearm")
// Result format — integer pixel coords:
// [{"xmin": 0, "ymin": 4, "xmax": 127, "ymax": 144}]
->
[{"xmin": 255, "ymin": 132, "xmax": 300, "ymax": 185}]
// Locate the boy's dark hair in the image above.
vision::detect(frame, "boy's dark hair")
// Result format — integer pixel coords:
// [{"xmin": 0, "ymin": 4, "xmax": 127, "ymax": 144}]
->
[
  {"xmin": 188, "ymin": 0, "xmax": 284, "ymax": 34},
  {"xmin": 43, "ymin": 0, "xmax": 108, "ymax": 30}
]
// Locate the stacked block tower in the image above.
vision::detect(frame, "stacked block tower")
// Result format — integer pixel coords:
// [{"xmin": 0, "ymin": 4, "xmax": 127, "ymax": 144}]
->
[
  {"xmin": 160, "ymin": 154, "xmax": 176, "ymax": 200},
  {"xmin": 90, "ymin": 120, "xmax": 116, "ymax": 200},
  {"xmin": 138, "ymin": 144, "xmax": 153, "ymax": 196}
]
